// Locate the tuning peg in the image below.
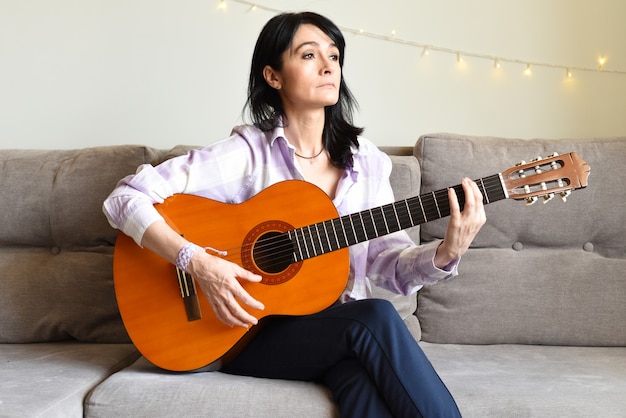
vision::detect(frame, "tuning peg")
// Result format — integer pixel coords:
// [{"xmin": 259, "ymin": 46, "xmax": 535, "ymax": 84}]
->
[
  {"xmin": 516, "ymin": 160, "xmax": 527, "ymax": 179},
  {"xmin": 542, "ymin": 193, "xmax": 555, "ymax": 204},
  {"xmin": 525, "ymin": 196, "xmax": 538, "ymax": 206},
  {"xmin": 560, "ymin": 190, "xmax": 571, "ymax": 202}
]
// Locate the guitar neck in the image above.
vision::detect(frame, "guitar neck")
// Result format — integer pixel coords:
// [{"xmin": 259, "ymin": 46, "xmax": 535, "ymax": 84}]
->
[{"xmin": 289, "ymin": 173, "xmax": 506, "ymax": 262}]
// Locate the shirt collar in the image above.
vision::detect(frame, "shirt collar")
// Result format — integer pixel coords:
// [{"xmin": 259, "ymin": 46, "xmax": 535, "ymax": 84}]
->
[{"xmin": 267, "ymin": 120, "xmax": 360, "ymax": 178}]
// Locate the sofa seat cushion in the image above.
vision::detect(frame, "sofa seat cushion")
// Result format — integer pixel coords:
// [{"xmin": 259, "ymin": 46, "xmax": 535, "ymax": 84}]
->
[
  {"xmin": 421, "ymin": 342, "xmax": 626, "ymax": 418},
  {"xmin": 415, "ymin": 133, "xmax": 626, "ymax": 346},
  {"xmin": 85, "ymin": 357, "xmax": 338, "ymax": 418},
  {"xmin": 0, "ymin": 342, "xmax": 138, "ymax": 418}
]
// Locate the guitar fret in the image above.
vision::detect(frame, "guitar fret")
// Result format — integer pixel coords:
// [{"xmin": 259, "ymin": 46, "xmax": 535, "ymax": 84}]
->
[
  {"xmin": 298, "ymin": 228, "xmax": 308, "ymax": 261},
  {"xmin": 329, "ymin": 220, "xmax": 340, "ymax": 251},
  {"xmin": 322, "ymin": 221, "xmax": 335, "ymax": 252},
  {"xmin": 313, "ymin": 225, "xmax": 323, "ymax": 256},
  {"xmin": 391, "ymin": 203, "xmax": 404, "ymax": 231},
  {"xmin": 308, "ymin": 225, "xmax": 320, "ymax": 257},
  {"xmin": 368, "ymin": 209, "xmax": 379, "ymax": 237},
  {"xmin": 478, "ymin": 178, "xmax": 487, "ymax": 204},
  {"xmin": 334, "ymin": 218, "xmax": 348, "ymax": 248},
  {"xmin": 436, "ymin": 189, "xmax": 452, "ymax": 218},
  {"xmin": 432, "ymin": 191, "xmax": 442, "ymax": 218},
  {"xmin": 381, "ymin": 207, "xmax": 391, "ymax": 233},
  {"xmin": 382, "ymin": 204, "xmax": 397, "ymax": 233},
  {"xmin": 389, "ymin": 205, "xmax": 397, "ymax": 232},
  {"xmin": 351, "ymin": 213, "xmax": 367, "ymax": 243},
  {"xmin": 403, "ymin": 199, "xmax": 415, "ymax": 226},
  {"xmin": 301, "ymin": 227, "xmax": 312, "ymax": 259},
  {"xmin": 288, "ymin": 230, "xmax": 301, "ymax": 262},
  {"xmin": 369, "ymin": 208, "xmax": 383, "ymax": 237},
  {"xmin": 313, "ymin": 224, "xmax": 323, "ymax": 254},
  {"xmin": 318, "ymin": 222, "xmax": 331, "ymax": 254},
  {"xmin": 341, "ymin": 216, "xmax": 357, "ymax": 246},
  {"xmin": 418, "ymin": 196, "xmax": 428, "ymax": 222},
  {"xmin": 358, "ymin": 212, "xmax": 372, "ymax": 240}
]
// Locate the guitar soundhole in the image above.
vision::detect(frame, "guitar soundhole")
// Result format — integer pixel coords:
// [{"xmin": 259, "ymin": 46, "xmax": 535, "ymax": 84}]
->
[
  {"xmin": 241, "ymin": 220, "xmax": 302, "ymax": 285},
  {"xmin": 253, "ymin": 231, "xmax": 293, "ymax": 274}
]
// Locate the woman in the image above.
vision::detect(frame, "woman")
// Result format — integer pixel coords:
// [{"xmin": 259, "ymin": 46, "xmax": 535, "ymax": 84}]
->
[{"xmin": 104, "ymin": 11, "xmax": 485, "ymax": 417}]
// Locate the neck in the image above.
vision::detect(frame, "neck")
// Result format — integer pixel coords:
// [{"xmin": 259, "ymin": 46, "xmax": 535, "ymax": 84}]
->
[{"xmin": 282, "ymin": 110, "xmax": 325, "ymax": 156}]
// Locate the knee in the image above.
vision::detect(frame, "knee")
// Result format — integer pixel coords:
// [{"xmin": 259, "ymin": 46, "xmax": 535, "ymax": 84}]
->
[
  {"xmin": 360, "ymin": 298, "xmax": 398, "ymax": 316},
  {"xmin": 352, "ymin": 299, "xmax": 402, "ymax": 329}
]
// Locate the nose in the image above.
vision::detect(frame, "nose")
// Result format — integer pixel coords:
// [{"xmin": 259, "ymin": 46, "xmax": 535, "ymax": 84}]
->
[{"xmin": 320, "ymin": 56, "xmax": 336, "ymax": 74}]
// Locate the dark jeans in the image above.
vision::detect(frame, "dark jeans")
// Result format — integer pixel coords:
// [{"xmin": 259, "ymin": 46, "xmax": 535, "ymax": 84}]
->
[{"xmin": 221, "ymin": 299, "xmax": 461, "ymax": 418}]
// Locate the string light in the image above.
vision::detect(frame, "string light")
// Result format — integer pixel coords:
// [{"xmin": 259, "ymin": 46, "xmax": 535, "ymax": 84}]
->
[
  {"xmin": 524, "ymin": 64, "xmax": 532, "ymax": 76},
  {"xmin": 220, "ymin": 0, "xmax": 626, "ymax": 78}
]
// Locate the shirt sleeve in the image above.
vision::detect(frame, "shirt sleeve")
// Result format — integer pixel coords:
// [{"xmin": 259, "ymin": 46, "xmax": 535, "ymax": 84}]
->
[
  {"xmin": 102, "ymin": 131, "xmax": 259, "ymax": 245},
  {"xmin": 102, "ymin": 163, "xmax": 179, "ymax": 245},
  {"xmin": 363, "ymin": 149, "xmax": 460, "ymax": 295}
]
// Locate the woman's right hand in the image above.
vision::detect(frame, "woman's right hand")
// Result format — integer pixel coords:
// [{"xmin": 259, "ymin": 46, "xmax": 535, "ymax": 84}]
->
[
  {"xmin": 140, "ymin": 220, "xmax": 265, "ymax": 329},
  {"xmin": 187, "ymin": 250, "xmax": 265, "ymax": 328}
]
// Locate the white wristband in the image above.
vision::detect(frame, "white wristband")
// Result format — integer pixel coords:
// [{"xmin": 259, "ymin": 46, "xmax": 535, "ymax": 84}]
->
[{"xmin": 175, "ymin": 242, "xmax": 203, "ymax": 272}]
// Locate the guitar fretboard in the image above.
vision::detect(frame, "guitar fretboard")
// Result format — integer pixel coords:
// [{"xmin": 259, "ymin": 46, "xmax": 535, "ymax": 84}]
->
[{"xmin": 287, "ymin": 174, "xmax": 506, "ymax": 262}]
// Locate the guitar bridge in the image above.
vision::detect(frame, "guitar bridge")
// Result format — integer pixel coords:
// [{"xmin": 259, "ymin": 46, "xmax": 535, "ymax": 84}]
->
[{"xmin": 176, "ymin": 267, "xmax": 202, "ymax": 321}]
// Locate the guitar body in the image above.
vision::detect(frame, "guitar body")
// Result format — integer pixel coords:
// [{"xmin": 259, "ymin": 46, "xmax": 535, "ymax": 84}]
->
[{"xmin": 114, "ymin": 180, "xmax": 349, "ymax": 372}]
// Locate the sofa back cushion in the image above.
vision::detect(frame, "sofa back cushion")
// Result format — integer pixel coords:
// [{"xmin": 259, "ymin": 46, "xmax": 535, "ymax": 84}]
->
[
  {"xmin": 415, "ymin": 133, "xmax": 626, "ymax": 346},
  {"xmin": 0, "ymin": 146, "xmax": 161, "ymax": 343}
]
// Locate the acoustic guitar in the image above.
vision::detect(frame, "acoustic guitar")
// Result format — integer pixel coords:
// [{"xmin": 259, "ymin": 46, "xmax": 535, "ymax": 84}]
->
[{"xmin": 113, "ymin": 152, "xmax": 590, "ymax": 372}]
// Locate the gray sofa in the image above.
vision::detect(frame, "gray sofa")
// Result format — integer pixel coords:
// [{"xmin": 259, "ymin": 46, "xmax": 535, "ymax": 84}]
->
[{"xmin": 1, "ymin": 133, "xmax": 625, "ymax": 417}]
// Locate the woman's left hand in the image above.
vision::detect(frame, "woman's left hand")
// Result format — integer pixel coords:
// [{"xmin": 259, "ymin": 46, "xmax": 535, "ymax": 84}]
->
[{"xmin": 434, "ymin": 177, "xmax": 486, "ymax": 269}]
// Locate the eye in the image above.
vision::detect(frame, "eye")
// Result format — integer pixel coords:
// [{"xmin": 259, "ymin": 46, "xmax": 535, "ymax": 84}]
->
[
  {"xmin": 302, "ymin": 52, "xmax": 315, "ymax": 60},
  {"xmin": 329, "ymin": 54, "xmax": 339, "ymax": 61}
]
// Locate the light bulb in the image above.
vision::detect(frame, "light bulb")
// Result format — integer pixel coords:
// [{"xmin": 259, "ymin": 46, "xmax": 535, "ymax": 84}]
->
[
  {"xmin": 566, "ymin": 68, "xmax": 573, "ymax": 78},
  {"xmin": 217, "ymin": 0, "xmax": 227, "ymax": 10},
  {"xmin": 456, "ymin": 53, "xmax": 463, "ymax": 63},
  {"xmin": 524, "ymin": 64, "xmax": 532, "ymax": 76},
  {"xmin": 598, "ymin": 56, "xmax": 607, "ymax": 70},
  {"xmin": 494, "ymin": 59, "xmax": 501, "ymax": 69}
]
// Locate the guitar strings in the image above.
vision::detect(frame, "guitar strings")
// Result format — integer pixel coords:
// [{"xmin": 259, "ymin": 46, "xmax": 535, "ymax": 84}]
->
[
  {"xmin": 215, "ymin": 165, "xmax": 572, "ymax": 269},
  {"xmin": 243, "ymin": 177, "xmax": 506, "ymax": 261},
  {"xmin": 213, "ymin": 176, "xmax": 506, "ymax": 271}
]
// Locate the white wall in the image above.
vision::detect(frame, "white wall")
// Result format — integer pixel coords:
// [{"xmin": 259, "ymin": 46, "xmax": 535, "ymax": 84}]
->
[{"xmin": 1, "ymin": 0, "xmax": 625, "ymax": 149}]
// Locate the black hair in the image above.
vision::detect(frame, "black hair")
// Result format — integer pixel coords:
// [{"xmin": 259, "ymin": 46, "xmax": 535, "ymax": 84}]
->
[{"xmin": 245, "ymin": 12, "xmax": 363, "ymax": 168}]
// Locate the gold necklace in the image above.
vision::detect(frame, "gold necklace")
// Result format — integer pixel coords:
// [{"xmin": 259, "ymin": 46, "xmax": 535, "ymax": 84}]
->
[{"xmin": 294, "ymin": 148, "xmax": 324, "ymax": 159}]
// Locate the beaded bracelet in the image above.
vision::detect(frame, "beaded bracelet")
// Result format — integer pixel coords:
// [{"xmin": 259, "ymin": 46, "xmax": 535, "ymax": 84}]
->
[{"xmin": 175, "ymin": 242, "xmax": 204, "ymax": 272}]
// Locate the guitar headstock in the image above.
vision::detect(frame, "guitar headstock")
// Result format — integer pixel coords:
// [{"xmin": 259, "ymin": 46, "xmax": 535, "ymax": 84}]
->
[{"xmin": 501, "ymin": 152, "xmax": 590, "ymax": 205}]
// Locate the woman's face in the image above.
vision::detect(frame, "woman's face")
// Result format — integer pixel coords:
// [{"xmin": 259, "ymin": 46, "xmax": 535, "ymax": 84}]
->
[{"xmin": 264, "ymin": 24, "xmax": 341, "ymax": 114}]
